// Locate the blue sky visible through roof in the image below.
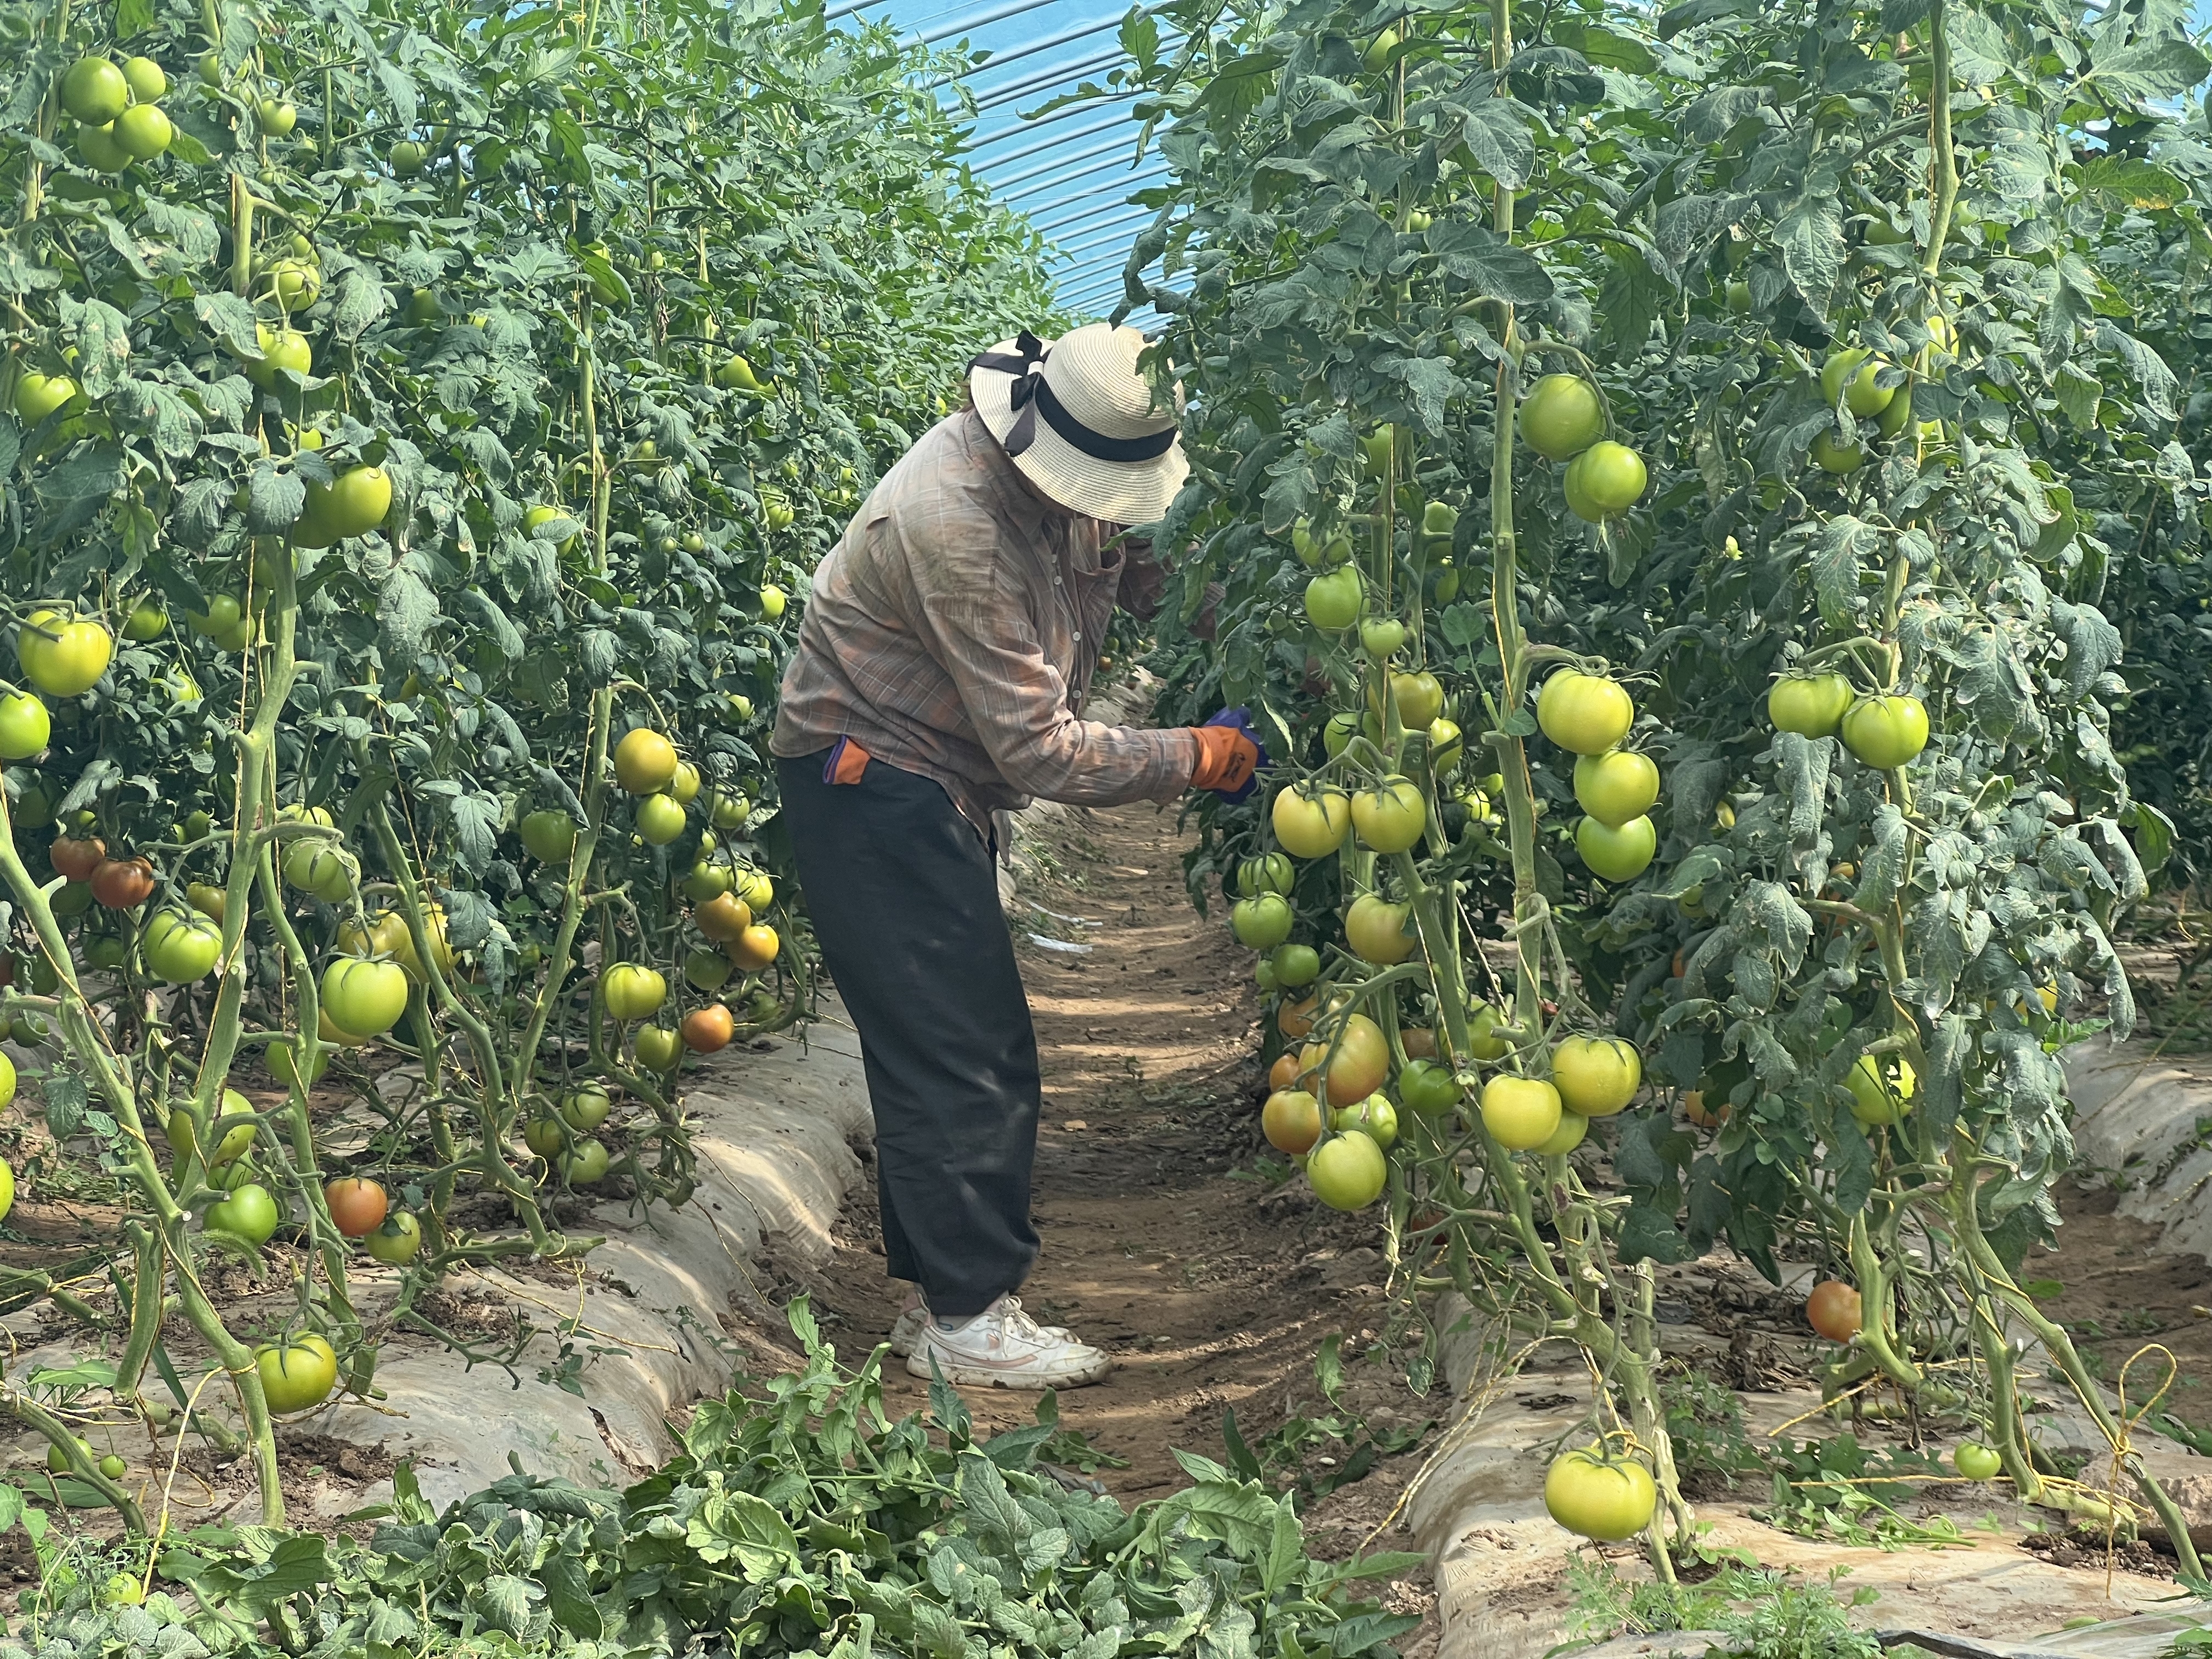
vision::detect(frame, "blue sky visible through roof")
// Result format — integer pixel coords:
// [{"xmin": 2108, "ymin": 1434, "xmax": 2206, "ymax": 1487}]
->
[
  {"xmin": 825, "ymin": 2, "xmax": 2212, "ymax": 329},
  {"xmin": 827, "ymin": 0, "xmax": 1164, "ymax": 327}
]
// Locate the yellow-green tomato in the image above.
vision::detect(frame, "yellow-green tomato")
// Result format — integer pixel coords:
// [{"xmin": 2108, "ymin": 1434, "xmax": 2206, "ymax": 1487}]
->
[
  {"xmin": 1571, "ymin": 750, "xmax": 1660, "ymax": 828},
  {"xmin": 1331, "ymin": 1094, "xmax": 1398, "ymax": 1150},
  {"xmin": 1534, "ymin": 1110, "xmax": 1589, "ymax": 1156},
  {"xmin": 1551, "ymin": 1036, "xmax": 1643, "ymax": 1117},
  {"xmin": 1848, "ymin": 1053, "xmax": 1916, "ymax": 1126},
  {"xmin": 1350, "ymin": 775, "xmax": 1426, "ymax": 854},
  {"xmin": 1480, "ymin": 1075, "xmax": 1562, "ymax": 1151},
  {"xmin": 1768, "ymin": 673, "xmax": 1855, "ymax": 738},
  {"xmin": 1306, "ymin": 1131, "xmax": 1388, "ymax": 1211},
  {"xmin": 1575, "ymin": 815, "xmax": 1657, "ymax": 882},
  {"xmin": 1840, "ymin": 695, "xmax": 1930, "ymax": 769},
  {"xmin": 1536, "ymin": 671, "xmax": 1634, "ymax": 755},
  {"xmin": 1545, "ymin": 1447, "xmax": 1657, "ymax": 1542}
]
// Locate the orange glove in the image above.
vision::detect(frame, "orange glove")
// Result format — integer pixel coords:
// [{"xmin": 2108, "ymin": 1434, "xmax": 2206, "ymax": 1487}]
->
[{"xmin": 1190, "ymin": 720, "xmax": 1263, "ymax": 799}]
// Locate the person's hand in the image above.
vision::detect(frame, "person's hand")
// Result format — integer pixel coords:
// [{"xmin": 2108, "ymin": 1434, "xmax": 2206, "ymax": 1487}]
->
[{"xmin": 1190, "ymin": 708, "xmax": 1268, "ymax": 803}]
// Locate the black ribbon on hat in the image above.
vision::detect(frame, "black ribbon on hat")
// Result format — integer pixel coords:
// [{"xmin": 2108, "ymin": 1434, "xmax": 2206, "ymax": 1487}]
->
[{"xmin": 971, "ymin": 330, "xmax": 1178, "ymax": 465}]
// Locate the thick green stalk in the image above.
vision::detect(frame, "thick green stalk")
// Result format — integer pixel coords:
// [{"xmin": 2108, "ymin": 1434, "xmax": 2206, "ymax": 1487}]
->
[
  {"xmin": 507, "ymin": 295, "xmax": 617, "ymax": 1106},
  {"xmin": 112, "ymin": 1223, "xmax": 165, "ymax": 1402},
  {"xmin": 365, "ymin": 802, "xmax": 562, "ymax": 1254},
  {"xmin": 1921, "ymin": 0, "xmax": 1959, "ymax": 277},
  {"xmin": 1949, "ymin": 1150, "xmax": 2200, "ymax": 1572}
]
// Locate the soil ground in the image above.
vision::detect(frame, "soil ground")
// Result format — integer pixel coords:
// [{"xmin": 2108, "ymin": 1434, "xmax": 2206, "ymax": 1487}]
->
[{"xmin": 790, "ymin": 793, "xmax": 1443, "ymax": 1650}]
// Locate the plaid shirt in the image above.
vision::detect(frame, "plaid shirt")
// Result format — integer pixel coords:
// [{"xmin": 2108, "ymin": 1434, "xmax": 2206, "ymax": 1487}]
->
[{"xmin": 771, "ymin": 410, "xmax": 1198, "ymax": 833}]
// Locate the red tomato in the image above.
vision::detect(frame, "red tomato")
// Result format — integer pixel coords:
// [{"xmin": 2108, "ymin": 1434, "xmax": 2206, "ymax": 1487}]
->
[
  {"xmin": 1807, "ymin": 1279, "xmax": 1863, "ymax": 1341},
  {"xmin": 323, "ymin": 1177, "xmax": 388, "ymax": 1238},
  {"xmin": 50, "ymin": 836, "xmax": 105, "ymax": 881},
  {"xmin": 682, "ymin": 1004, "xmax": 735, "ymax": 1053},
  {"xmin": 91, "ymin": 856, "xmax": 155, "ymax": 909}
]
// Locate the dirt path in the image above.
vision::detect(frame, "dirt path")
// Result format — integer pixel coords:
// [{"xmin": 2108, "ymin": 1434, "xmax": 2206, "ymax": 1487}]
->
[{"xmin": 792, "ymin": 792, "xmax": 1437, "ymax": 1626}]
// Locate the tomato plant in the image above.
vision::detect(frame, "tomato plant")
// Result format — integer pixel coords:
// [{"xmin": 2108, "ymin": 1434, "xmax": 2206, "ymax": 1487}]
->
[
  {"xmin": 1116, "ymin": 0, "xmax": 2202, "ymax": 1573},
  {"xmin": 0, "ymin": 0, "xmax": 1058, "ymax": 1532}
]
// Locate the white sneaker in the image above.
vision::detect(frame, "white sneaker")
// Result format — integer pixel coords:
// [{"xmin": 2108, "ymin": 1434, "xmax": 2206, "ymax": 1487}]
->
[
  {"xmin": 887, "ymin": 1288, "xmax": 1075, "ymax": 1358},
  {"xmin": 887, "ymin": 1289, "xmax": 929, "ymax": 1358},
  {"xmin": 905, "ymin": 1295, "xmax": 1112, "ymax": 1389}
]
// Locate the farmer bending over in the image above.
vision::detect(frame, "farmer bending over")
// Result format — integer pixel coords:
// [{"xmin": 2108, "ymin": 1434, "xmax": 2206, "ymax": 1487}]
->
[{"xmin": 772, "ymin": 323, "xmax": 1262, "ymax": 1389}]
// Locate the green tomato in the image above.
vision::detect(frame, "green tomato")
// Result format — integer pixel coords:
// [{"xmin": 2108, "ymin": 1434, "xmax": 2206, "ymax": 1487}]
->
[
  {"xmin": 1271, "ymin": 943, "xmax": 1319, "ymax": 988},
  {"xmin": 1304, "ymin": 567, "xmax": 1363, "ymax": 631},
  {"xmin": 559, "ymin": 1085, "xmax": 612, "ymax": 1131},
  {"xmin": 1809, "ymin": 431, "xmax": 1864, "ymax": 474},
  {"xmin": 635, "ymin": 1024, "xmax": 681, "ymax": 1069},
  {"xmin": 1520, "ymin": 375, "xmax": 1605, "ymax": 463},
  {"xmin": 1397, "ymin": 1059, "xmax": 1461, "ymax": 1115},
  {"xmin": 635, "ymin": 792, "xmax": 688, "ymax": 845},
  {"xmin": 1563, "ymin": 442, "xmax": 1646, "ymax": 518},
  {"xmin": 1359, "ymin": 618, "xmax": 1407, "ymax": 660},
  {"xmin": 122, "ymin": 597, "xmax": 168, "ymax": 641},
  {"xmin": 1239, "ymin": 853, "xmax": 1293, "ymax": 896},
  {"xmin": 1575, "ymin": 815, "xmax": 1657, "ymax": 883},
  {"xmin": 1231, "ymin": 894, "xmax": 1294, "ymax": 950},
  {"xmin": 1331, "ymin": 1094, "xmax": 1398, "ymax": 1150},
  {"xmin": 1571, "ymin": 751, "xmax": 1660, "ymax": 829},
  {"xmin": 1768, "ymin": 673, "xmax": 1855, "ymax": 738},
  {"xmin": 604, "ymin": 963, "xmax": 668, "ymax": 1021},
  {"xmin": 14, "ymin": 372, "xmax": 79, "ymax": 424},
  {"xmin": 1820, "ymin": 346, "xmax": 1893, "ymax": 417},
  {"xmin": 0, "ymin": 691, "xmax": 50, "ymax": 760},
  {"xmin": 113, "ymin": 104, "xmax": 172, "ymax": 160},
  {"xmin": 142, "ymin": 908, "xmax": 222, "ymax": 983},
  {"xmin": 1840, "ymin": 695, "xmax": 1930, "ymax": 769},
  {"xmin": 61, "ymin": 58, "xmax": 129, "ymax": 125},
  {"xmin": 366, "ymin": 1211, "xmax": 423, "ymax": 1264},
  {"xmin": 320, "ymin": 956, "xmax": 409, "ymax": 1038},
  {"xmin": 563, "ymin": 1138, "xmax": 611, "ymax": 1184},
  {"xmin": 206, "ymin": 1181, "xmax": 280, "ymax": 1245},
  {"xmin": 521, "ymin": 810, "xmax": 578, "ymax": 864},
  {"xmin": 1951, "ymin": 1442, "xmax": 2002, "ymax": 1481}
]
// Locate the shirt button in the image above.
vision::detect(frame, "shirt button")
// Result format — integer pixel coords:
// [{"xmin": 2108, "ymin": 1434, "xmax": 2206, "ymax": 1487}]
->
[{"xmin": 1073, "ymin": 630, "xmax": 1082, "ymax": 641}]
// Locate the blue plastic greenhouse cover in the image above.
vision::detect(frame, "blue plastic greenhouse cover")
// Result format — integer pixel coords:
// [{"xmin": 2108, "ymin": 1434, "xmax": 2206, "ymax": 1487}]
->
[{"xmin": 828, "ymin": 0, "xmax": 1161, "ymax": 328}]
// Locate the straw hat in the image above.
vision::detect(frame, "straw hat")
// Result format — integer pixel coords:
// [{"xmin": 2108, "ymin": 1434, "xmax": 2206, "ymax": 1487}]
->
[{"xmin": 968, "ymin": 324, "xmax": 1188, "ymax": 524}]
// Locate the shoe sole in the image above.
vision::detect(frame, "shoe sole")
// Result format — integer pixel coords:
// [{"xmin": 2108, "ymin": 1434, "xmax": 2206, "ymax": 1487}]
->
[{"xmin": 905, "ymin": 1351, "xmax": 1113, "ymax": 1390}]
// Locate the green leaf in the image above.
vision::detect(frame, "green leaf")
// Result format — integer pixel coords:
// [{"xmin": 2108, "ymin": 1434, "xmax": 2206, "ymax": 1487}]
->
[
  {"xmin": 1425, "ymin": 222, "xmax": 1553, "ymax": 302},
  {"xmin": 193, "ymin": 291, "xmax": 261, "ymax": 360},
  {"xmin": 2095, "ymin": 321, "xmax": 2179, "ymax": 422},
  {"xmin": 1458, "ymin": 98, "xmax": 1536, "ymax": 189},
  {"xmin": 1774, "ymin": 190, "xmax": 1845, "ymax": 304},
  {"xmin": 43, "ymin": 1070, "xmax": 87, "ymax": 1139},
  {"xmin": 2090, "ymin": 37, "xmax": 2212, "ymax": 105}
]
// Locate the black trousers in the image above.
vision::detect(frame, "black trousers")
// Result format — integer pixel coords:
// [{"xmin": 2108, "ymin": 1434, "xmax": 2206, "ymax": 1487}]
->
[{"xmin": 777, "ymin": 751, "xmax": 1040, "ymax": 1318}]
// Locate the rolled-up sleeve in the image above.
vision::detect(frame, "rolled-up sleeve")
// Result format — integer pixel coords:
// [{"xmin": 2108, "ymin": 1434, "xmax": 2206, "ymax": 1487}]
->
[{"xmin": 916, "ymin": 584, "xmax": 1196, "ymax": 806}]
